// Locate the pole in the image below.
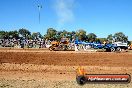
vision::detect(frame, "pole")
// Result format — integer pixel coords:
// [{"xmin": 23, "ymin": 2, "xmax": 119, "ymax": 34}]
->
[{"xmin": 38, "ymin": 5, "xmax": 42, "ymax": 24}]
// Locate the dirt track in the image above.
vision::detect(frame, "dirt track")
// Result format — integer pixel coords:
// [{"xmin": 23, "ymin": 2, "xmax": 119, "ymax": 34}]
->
[
  {"xmin": 0, "ymin": 50, "xmax": 132, "ymax": 66},
  {"xmin": 0, "ymin": 49, "xmax": 132, "ymax": 88}
]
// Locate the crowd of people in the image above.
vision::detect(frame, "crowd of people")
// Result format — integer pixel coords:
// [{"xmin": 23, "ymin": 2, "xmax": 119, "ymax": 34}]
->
[{"xmin": 0, "ymin": 38, "xmax": 51, "ymax": 48}]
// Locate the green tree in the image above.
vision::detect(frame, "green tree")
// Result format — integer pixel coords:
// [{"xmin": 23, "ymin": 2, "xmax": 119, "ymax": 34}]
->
[
  {"xmin": 55, "ymin": 31, "xmax": 62, "ymax": 41},
  {"xmin": 32, "ymin": 32, "xmax": 38, "ymax": 39},
  {"xmin": 19, "ymin": 28, "xmax": 31, "ymax": 39},
  {"xmin": 44, "ymin": 28, "xmax": 57, "ymax": 40},
  {"xmin": 0, "ymin": 31, "xmax": 10, "ymax": 39},
  {"xmin": 60, "ymin": 30, "xmax": 68, "ymax": 37},
  {"xmin": 107, "ymin": 34, "xmax": 113, "ymax": 43},
  {"xmin": 76, "ymin": 29, "xmax": 86, "ymax": 41},
  {"xmin": 37, "ymin": 32, "xmax": 43, "ymax": 39},
  {"xmin": 32, "ymin": 32, "xmax": 43, "ymax": 40},
  {"xmin": 67, "ymin": 32, "xmax": 73, "ymax": 40},
  {"xmin": 113, "ymin": 32, "xmax": 128, "ymax": 42},
  {"xmin": 9, "ymin": 30, "xmax": 19, "ymax": 39},
  {"xmin": 0, "ymin": 31, "xmax": 6, "ymax": 39},
  {"xmin": 71, "ymin": 31, "xmax": 76, "ymax": 36},
  {"xmin": 87, "ymin": 33, "xmax": 97, "ymax": 42},
  {"xmin": 59, "ymin": 30, "xmax": 75, "ymax": 41},
  {"xmin": 69, "ymin": 31, "xmax": 76, "ymax": 41},
  {"xmin": 96, "ymin": 38, "xmax": 107, "ymax": 43}
]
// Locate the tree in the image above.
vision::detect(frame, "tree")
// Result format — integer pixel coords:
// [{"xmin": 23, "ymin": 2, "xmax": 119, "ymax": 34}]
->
[
  {"xmin": 37, "ymin": 32, "xmax": 43, "ymax": 39},
  {"xmin": 0, "ymin": 31, "xmax": 10, "ymax": 39},
  {"xmin": 32, "ymin": 32, "xmax": 43, "ymax": 40},
  {"xmin": 87, "ymin": 33, "xmax": 97, "ymax": 42},
  {"xmin": 8, "ymin": 30, "xmax": 19, "ymax": 39},
  {"xmin": 71, "ymin": 31, "xmax": 76, "ymax": 36},
  {"xmin": 70, "ymin": 31, "xmax": 76, "ymax": 41},
  {"xmin": 113, "ymin": 32, "xmax": 128, "ymax": 42},
  {"xmin": 44, "ymin": 28, "xmax": 57, "ymax": 40},
  {"xmin": 107, "ymin": 34, "xmax": 113, "ymax": 43},
  {"xmin": 0, "ymin": 30, "xmax": 19, "ymax": 39},
  {"xmin": 0, "ymin": 31, "xmax": 6, "ymax": 39},
  {"xmin": 32, "ymin": 33, "xmax": 38, "ymax": 39},
  {"xmin": 60, "ymin": 30, "xmax": 68, "ymax": 37},
  {"xmin": 96, "ymin": 38, "xmax": 107, "ymax": 43},
  {"xmin": 76, "ymin": 29, "xmax": 86, "ymax": 41},
  {"xmin": 67, "ymin": 32, "xmax": 73, "ymax": 40},
  {"xmin": 19, "ymin": 28, "xmax": 31, "ymax": 39},
  {"xmin": 55, "ymin": 31, "xmax": 62, "ymax": 41}
]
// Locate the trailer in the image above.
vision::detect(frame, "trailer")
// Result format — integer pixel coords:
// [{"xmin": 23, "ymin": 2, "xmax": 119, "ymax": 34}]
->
[{"xmin": 74, "ymin": 40, "xmax": 128, "ymax": 52}]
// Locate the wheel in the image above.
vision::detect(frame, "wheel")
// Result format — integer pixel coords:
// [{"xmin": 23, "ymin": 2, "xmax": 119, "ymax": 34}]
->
[
  {"xmin": 116, "ymin": 47, "xmax": 122, "ymax": 51},
  {"xmin": 76, "ymin": 76, "xmax": 86, "ymax": 85},
  {"xmin": 106, "ymin": 48, "xmax": 110, "ymax": 52},
  {"xmin": 110, "ymin": 47, "xmax": 115, "ymax": 52},
  {"xmin": 49, "ymin": 46, "xmax": 54, "ymax": 51},
  {"xmin": 62, "ymin": 45, "xmax": 67, "ymax": 51}
]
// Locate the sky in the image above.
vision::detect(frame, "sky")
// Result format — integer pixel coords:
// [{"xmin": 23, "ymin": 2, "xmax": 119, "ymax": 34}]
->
[{"xmin": 0, "ymin": 0, "xmax": 132, "ymax": 40}]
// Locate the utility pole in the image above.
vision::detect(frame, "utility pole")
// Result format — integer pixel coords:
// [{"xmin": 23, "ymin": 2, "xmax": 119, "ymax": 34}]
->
[{"xmin": 38, "ymin": 4, "xmax": 42, "ymax": 24}]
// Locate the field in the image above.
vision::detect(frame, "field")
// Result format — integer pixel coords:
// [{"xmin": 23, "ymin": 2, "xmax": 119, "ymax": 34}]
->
[{"xmin": 0, "ymin": 49, "xmax": 132, "ymax": 88}]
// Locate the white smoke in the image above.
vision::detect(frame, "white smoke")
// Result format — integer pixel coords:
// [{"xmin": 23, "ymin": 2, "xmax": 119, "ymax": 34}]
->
[{"xmin": 54, "ymin": 0, "xmax": 75, "ymax": 25}]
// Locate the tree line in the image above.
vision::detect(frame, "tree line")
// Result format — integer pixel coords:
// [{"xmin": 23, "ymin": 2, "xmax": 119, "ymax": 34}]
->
[
  {"xmin": 0, "ymin": 28, "xmax": 43, "ymax": 40},
  {"xmin": 0, "ymin": 28, "xmax": 130, "ymax": 44}
]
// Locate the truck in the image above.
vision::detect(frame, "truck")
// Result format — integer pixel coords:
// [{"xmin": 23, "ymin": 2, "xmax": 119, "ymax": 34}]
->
[{"xmin": 104, "ymin": 42, "xmax": 128, "ymax": 52}]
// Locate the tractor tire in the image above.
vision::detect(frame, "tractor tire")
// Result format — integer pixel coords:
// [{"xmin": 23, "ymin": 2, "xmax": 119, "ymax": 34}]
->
[
  {"xmin": 64, "ymin": 45, "xmax": 68, "ymax": 51},
  {"xmin": 106, "ymin": 48, "xmax": 110, "ymax": 52},
  {"xmin": 110, "ymin": 47, "xmax": 115, "ymax": 52},
  {"xmin": 76, "ymin": 76, "xmax": 86, "ymax": 85},
  {"xmin": 116, "ymin": 47, "xmax": 122, "ymax": 52},
  {"xmin": 62, "ymin": 45, "xmax": 67, "ymax": 51},
  {"xmin": 49, "ymin": 46, "xmax": 54, "ymax": 51}
]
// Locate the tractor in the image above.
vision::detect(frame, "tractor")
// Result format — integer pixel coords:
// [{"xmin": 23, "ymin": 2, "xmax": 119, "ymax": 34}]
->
[
  {"xmin": 129, "ymin": 44, "xmax": 132, "ymax": 50},
  {"xmin": 49, "ymin": 38, "xmax": 69, "ymax": 51}
]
